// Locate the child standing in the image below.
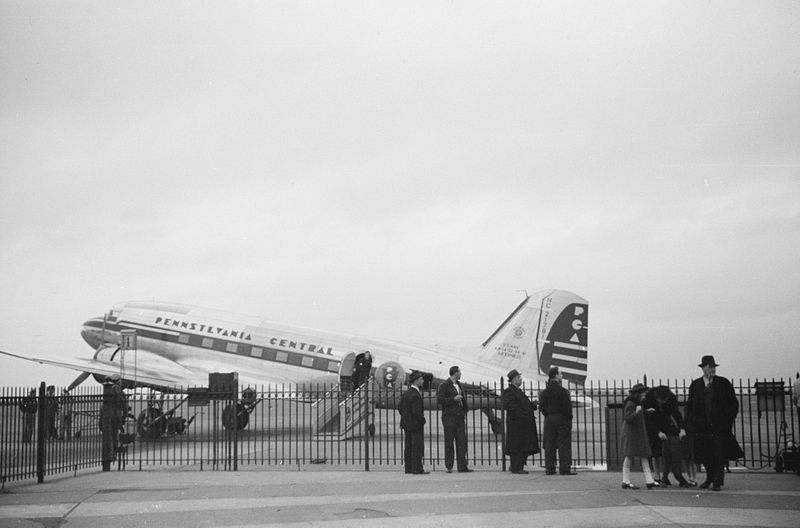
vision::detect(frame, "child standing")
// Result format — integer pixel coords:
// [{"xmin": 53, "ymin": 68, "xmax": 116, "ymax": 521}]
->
[{"xmin": 620, "ymin": 383, "xmax": 659, "ymax": 490}]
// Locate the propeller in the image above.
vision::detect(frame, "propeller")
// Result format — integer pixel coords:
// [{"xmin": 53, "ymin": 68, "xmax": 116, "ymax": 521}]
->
[{"xmin": 67, "ymin": 371, "xmax": 92, "ymax": 391}]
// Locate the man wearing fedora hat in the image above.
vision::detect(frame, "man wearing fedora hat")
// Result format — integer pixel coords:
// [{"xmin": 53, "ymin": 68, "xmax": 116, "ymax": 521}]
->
[
  {"xmin": 399, "ymin": 370, "xmax": 428, "ymax": 474},
  {"xmin": 502, "ymin": 370, "xmax": 540, "ymax": 474},
  {"xmin": 685, "ymin": 355, "xmax": 742, "ymax": 491}
]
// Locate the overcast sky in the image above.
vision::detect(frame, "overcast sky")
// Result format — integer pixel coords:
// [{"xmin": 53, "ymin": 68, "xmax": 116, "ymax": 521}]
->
[{"xmin": 1, "ymin": 1, "xmax": 798, "ymax": 389}]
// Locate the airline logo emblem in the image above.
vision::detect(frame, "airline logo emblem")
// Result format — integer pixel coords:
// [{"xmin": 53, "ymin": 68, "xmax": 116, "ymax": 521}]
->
[{"xmin": 538, "ymin": 303, "xmax": 588, "ymax": 384}]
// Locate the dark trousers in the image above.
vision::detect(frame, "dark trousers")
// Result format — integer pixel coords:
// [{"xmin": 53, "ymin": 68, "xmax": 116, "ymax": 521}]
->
[
  {"xmin": 703, "ymin": 434, "xmax": 726, "ymax": 486},
  {"xmin": 661, "ymin": 436, "xmax": 688, "ymax": 484},
  {"xmin": 100, "ymin": 406, "xmax": 120, "ymax": 468},
  {"xmin": 509, "ymin": 453, "xmax": 528, "ymax": 472},
  {"xmin": 403, "ymin": 430, "xmax": 424, "ymax": 473},
  {"xmin": 22, "ymin": 414, "xmax": 35, "ymax": 443},
  {"xmin": 442, "ymin": 416, "xmax": 468, "ymax": 471},
  {"xmin": 544, "ymin": 414, "xmax": 572, "ymax": 473}
]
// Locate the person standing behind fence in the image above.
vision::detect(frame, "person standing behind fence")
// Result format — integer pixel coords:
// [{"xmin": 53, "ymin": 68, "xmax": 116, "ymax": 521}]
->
[
  {"xmin": 685, "ymin": 355, "xmax": 742, "ymax": 491},
  {"xmin": 502, "ymin": 369, "xmax": 540, "ymax": 474},
  {"xmin": 793, "ymin": 372, "xmax": 800, "ymax": 477},
  {"xmin": 19, "ymin": 388, "xmax": 37, "ymax": 443},
  {"xmin": 793, "ymin": 373, "xmax": 800, "ymax": 438},
  {"xmin": 59, "ymin": 389, "xmax": 73, "ymax": 440},
  {"xmin": 539, "ymin": 366, "xmax": 575, "ymax": 475},
  {"xmin": 100, "ymin": 374, "xmax": 126, "ymax": 471},
  {"xmin": 352, "ymin": 351, "xmax": 373, "ymax": 390},
  {"xmin": 437, "ymin": 365, "xmax": 472, "ymax": 473},
  {"xmin": 44, "ymin": 385, "xmax": 58, "ymax": 440},
  {"xmin": 399, "ymin": 371, "xmax": 427, "ymax": 474},
  {"xmin": 620, "ymin": 383, "xmax": 659, "ymax": 489}
]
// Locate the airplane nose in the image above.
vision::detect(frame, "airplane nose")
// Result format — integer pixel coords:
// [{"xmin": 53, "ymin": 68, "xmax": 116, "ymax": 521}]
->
[{"xmin": 81, "ymin": 318, "xmax": 104, "ymax": 349}]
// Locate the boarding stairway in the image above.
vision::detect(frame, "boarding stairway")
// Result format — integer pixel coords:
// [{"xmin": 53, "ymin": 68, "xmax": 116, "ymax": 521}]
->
[{"xmin": 311, "ymin": 381, "xmax": 374, "ymax": 439}]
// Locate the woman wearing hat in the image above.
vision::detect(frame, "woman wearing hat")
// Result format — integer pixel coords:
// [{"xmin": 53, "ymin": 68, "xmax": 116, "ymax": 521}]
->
[
  {"xmin": 502, "ymin": 370, "xmax": 540, "ymax": 474},
  {"xmin": 620, "ymin": 383, "xmax": 659, "ymax": 489}
]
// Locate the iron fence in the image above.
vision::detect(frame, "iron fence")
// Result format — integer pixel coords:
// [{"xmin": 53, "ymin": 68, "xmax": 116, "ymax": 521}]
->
[{"xmin": 1, "ymin": 377, "xmax": 797, "ymax": 485}]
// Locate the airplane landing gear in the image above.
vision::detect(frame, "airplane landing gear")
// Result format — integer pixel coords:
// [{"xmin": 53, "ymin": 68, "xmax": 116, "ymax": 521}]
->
[
  {"xmin": 222, "ymin": 402, "xmax": 250, "ymax": 431},
  {"xmin": 137, "ymin": 407, "xmax": 167, "ymax": 439}
]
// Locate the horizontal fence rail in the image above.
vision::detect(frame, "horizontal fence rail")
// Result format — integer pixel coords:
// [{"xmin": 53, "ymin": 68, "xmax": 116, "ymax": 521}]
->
[{"xmin": 1, "ymin": 377, "xmax": 798, "ymax": 484}]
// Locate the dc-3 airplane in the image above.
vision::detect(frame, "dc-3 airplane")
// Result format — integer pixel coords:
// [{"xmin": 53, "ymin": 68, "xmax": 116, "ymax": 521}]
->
[{"xmin": 0, "ymin": 289, "xmax": 590, "ymax": 438}]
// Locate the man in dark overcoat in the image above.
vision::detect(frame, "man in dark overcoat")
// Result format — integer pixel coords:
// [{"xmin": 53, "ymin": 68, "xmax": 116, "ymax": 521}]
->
[
  {"xmin": 437, "ymin": 365, "xmax": 472, "ymax": 473},
  {"xmin": 399, "ymin": 371, "xmax": 427, "ymax": 474},
  {"xmin": 539, "ymin": 366, "xmax": 575, "ymax": 475},
  {"xmin": 502, "ymin": 369, "xmax": 540, "ymax": 474},
  {"xmin": 100, "ymin": 374, "xmax": 127, "ymax": 471},
  {"xmin": 19, "ymin": 389, "xmax": 37, "ymax": 443},
  {"xmin": 685, "ymin": 355, "xmax": 742, "ymax": 491}
]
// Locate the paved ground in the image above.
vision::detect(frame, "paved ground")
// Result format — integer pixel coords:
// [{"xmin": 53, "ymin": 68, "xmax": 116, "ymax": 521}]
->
[{"xmin": 1, "ymin": 467, "xmax": 799, "ymax": 528}]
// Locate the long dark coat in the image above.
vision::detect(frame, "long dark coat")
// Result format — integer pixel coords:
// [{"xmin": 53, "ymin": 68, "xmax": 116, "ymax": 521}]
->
[
  {"xmin": 398, "ymin": 387, "xmax": 425, "ymax": 432},
  {"xmin": 620, "ymin": 398, "xmax": 652, "ymax": 458},
  {"xmin": 502, "ymin": 384, "xmax": 540, "ymax": 456},
  {"xmin": 685, "ymin": 375, "xmax": 743, "ymax": 463}
]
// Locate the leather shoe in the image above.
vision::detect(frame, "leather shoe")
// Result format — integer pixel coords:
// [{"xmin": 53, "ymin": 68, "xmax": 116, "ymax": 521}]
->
[
  {"xmin": 679, "ymin": 481, "xmax": 697, "ymax": 488},
  {"xmin": 621, "ymin": 482, "xmax": 639, "ymax": 490},
  {"xmin": 712, "ymin": 484, "xmax": 721, "ymax": 491},
  {"xmin": 559, "ymin": 471, "xmax": 578, "ymax": 475},
  {"xmin": 646, "ymin": 482, "xmax": 661, "ymax": 489},
  {"xmin": 511, "ymin": 470, "xmax": 529, "ymax": 474},
  {"xmin": 458, "ymin": 468, "xmax": 474, "ymax": 473},
  {"xmin": 445, "ymin": 468, "xmax": 452, "ymax": 473},
  {"xmin": 545, "ymin": 469, "xmax": 556, "ymax": 475},
  {"xmin": 412, "ymin": 471, "xmax": 430, "ymax": 475},
  {"xmin": 699, "ymin": 480, "xmax": 712, "ymax": 489}
]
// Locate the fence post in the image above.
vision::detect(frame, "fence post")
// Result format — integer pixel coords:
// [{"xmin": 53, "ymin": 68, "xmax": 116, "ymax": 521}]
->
[
  {"xmin": 36, "ymin": 382, "xmax": 45, "ymax": 483},
  {"xmin": 500, "ymin": 377, "xmax": 506, "ymax": 473},
  {"xmin": 364, "ymin": 380, "xmax": 370, "ymax": 472}
]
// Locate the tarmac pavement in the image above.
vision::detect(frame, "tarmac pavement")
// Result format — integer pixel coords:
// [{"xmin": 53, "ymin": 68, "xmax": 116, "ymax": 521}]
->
[{"xmin": 1, "ymin": 466, "xmax": 798, "ymax": 528}]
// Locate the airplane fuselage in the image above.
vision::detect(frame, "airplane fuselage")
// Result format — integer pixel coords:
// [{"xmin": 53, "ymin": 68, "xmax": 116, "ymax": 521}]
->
[{"xmin": 80, "ymin": 301, "xmax": 508, "ymax": 390}]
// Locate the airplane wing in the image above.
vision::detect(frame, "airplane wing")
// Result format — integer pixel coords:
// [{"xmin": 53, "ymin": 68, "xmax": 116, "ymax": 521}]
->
[{"xmin": 0, "ymin": 348, "xmax": 201, "ymax": 390}]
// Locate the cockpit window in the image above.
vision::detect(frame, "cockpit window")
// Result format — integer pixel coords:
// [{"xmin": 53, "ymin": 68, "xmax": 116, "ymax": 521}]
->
[{"xmin": 106, "ymin": 309, "xmax": 120, "ymax": 323}]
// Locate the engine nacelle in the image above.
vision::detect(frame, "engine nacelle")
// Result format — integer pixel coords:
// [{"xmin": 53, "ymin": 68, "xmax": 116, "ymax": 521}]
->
[
  {"xmin": 91, "ymin": 345, "xmax": 122, "ymax": 370},
  {"xmin": 373, "ymin": 361, "xmax": 406, "ymax": 389}
]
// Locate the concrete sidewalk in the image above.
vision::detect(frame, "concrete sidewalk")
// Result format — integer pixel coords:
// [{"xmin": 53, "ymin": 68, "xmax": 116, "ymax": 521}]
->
[{"xmin": 1, "ymin": 467, "xmax": 799, "ymax": 528}]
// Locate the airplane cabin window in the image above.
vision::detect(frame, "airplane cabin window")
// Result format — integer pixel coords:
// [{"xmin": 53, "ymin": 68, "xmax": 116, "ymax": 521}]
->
[
  {"xmin": 178, "ymin": 334, "xmax": 189, "ymax": 344},
  {"xmin": 250, "ymin": 347, "xmax": 263, "ymax": 358},
  {"xmin": 226, "ymin": 343, "xmax": 238, "ymax": 353},
  {"xmin": 202, "ymin": 338, "xmax": 214, "ymax": 348}
]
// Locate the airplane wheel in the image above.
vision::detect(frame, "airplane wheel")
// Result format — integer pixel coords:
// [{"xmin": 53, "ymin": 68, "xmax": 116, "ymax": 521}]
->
[
  {"xmin": 137, "ymin": 408, "xmax": 166, "ymax": 439},
  {"xmin": 222, "ymin": 403, "xmax": 250, "ymax": 431}
]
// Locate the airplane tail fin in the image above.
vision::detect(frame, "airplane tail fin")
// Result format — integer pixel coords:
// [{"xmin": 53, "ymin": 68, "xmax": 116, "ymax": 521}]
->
[{"xmin": 478, "ymin": 290, "xmax": 589, "ymax": 384}]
